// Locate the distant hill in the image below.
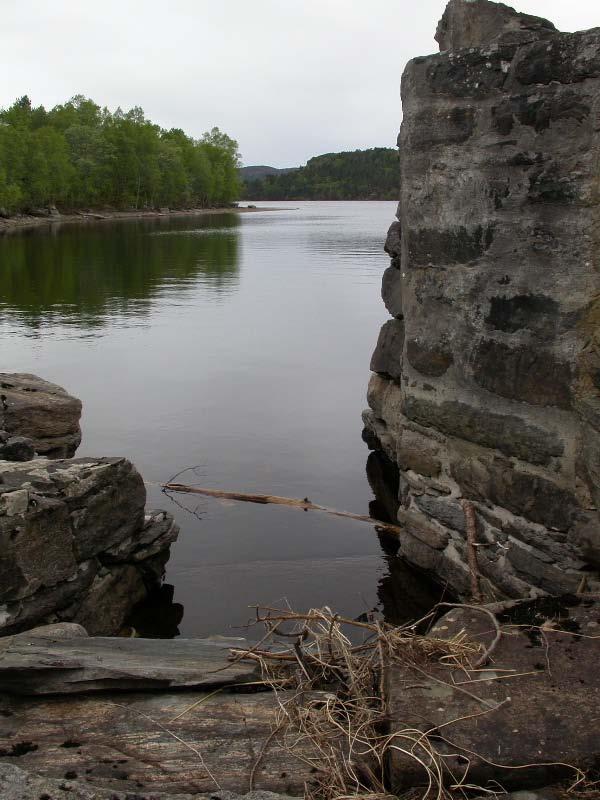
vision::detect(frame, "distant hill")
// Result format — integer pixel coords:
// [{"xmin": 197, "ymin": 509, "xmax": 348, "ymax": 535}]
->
[
  {"xmin": 240, "ymin": 148, "xmax": 398, "ymax": 201},
  {"xmin": 239, "ymin": 165, "xmax": 298, "ymax": 181}
]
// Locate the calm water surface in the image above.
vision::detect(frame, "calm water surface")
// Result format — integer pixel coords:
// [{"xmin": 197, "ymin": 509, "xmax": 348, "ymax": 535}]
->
[{"xmin": 1, "ymin": 202, "xmax": 442, "ymax": 637}]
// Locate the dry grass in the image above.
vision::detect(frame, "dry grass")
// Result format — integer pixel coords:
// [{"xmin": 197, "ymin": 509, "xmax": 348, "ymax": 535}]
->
[
  {"xmin": 232, "ymin": 606, "xmax": 482, "ymax": 800},
  {"xmin": 232, "ymin": 606, "xmax": 588, "ymax": 800}
]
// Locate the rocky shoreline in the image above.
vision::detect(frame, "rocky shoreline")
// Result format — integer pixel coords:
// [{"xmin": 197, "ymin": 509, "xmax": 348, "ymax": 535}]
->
[
  {"xmin": 1, "ymin": 0, "xmax": 600, "ymax": 797},
  {"xmin": 0, "ymin": 205, "xmax": 274, "ymax": 235},
  {"xmin": 0, "ymin": 373, "xmax": 179, "ymax": 637}
]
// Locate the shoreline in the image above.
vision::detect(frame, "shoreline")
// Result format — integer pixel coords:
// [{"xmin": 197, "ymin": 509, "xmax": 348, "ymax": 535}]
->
[{"xmin": 0, "ymin": 205, "xmax": 280, "ymax": 235}]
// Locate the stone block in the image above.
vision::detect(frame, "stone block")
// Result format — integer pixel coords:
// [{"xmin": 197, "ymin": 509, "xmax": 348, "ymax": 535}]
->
[
  {"xmin": 451, "ymin": 452, "xmax": 578, "ymax": 532},
  {"xmin": 471, "ymin": 338, "xmax": 572, "ymax": 409},
  {"xmin": 381, "ymin": 265, "xmax": 403, "ymax": 318},
  {"xmin": 398, "ymin": 428, "xmax": 441, "ymax": 477},
  {"xmin": 388, "ymin": 598, "xmax": 600, "ymax": 791},
  {"xmin": 370, "ymin": 319, "xmax": 405, "ymax": 379},
  {"xmin": 406, "ymin": 338, "xmax": 454, "ymax": 377},
  {"xmin": 403, "ymin": 396, "xmax": 564, "ymax": 465}
]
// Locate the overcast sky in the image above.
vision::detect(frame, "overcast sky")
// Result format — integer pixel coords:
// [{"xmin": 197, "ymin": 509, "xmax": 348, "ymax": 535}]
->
[{"xmin": 2, "ymin": 1, "xmax": 598, "ymax": 167}]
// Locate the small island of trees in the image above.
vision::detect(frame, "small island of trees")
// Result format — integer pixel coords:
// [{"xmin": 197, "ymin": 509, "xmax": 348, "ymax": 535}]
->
[{"xmin": 0, "ymin": 95, "xmax": 241, "ymax": 214}]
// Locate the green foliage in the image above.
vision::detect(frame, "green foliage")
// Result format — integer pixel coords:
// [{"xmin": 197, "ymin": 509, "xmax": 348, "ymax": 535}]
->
[
  {"xmin": 0, "ymin": 95, "xmax": 241, "ymax": 213},
  {"xmin": 241, "ymin": 148, "xmax": 399, "ymax": 201}
]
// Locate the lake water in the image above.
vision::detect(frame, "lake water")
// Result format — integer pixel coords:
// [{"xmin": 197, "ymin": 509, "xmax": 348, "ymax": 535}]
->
[{"xmin": 0, "ymin": 202, "xmax": 444, "ymax": 637}]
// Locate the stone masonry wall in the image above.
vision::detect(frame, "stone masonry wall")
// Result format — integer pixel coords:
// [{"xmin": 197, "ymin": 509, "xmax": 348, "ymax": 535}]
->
[{"xmin": 363, "ymin": 0, "xmax": 600, "ymax": 599}]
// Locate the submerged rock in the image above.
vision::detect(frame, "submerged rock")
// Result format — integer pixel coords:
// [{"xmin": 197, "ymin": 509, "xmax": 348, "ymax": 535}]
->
[
  {"xmin": 0, "ymin": 373, "xmax": 82, "ymax": 458},
  {"xmin": 0, "ymin": 457, "xmax": 179, "ymax": 635},
  {"xmin": 364, "ymin": 0, "xmax": 600, "ymax": 599}
]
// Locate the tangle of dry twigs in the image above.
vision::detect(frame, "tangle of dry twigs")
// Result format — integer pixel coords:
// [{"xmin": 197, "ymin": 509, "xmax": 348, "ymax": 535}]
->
[
  {"xmin": 232, "ymin": 605, "xmax": 585, "ymax": 800},
  {"xmin": 232, "ymin": 605, "xmax": 482, "ymax": 800}
]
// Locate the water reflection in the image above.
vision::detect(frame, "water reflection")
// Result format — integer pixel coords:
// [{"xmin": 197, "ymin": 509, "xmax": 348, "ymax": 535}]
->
[
  {"xmin": 1, "ymin": 201, "xmax": 445, "ymax": 638},
  {"xmin": 0, "ymin": 214, "xmax": 241, "ymax": 331}
]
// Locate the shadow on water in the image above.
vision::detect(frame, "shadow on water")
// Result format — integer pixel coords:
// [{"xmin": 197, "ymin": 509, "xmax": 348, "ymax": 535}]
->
[
  {"xmin": 128, "ymin": 451, "xmax": 452, "ymax": 639},
  {"xmin": 0, "ymin": 213, "xmax": 241, "ymax": 331},
  {"xmin": 126, "ymin": 584, "xmax": 185, "ymax": 639},
  {"xmin": 366, "ymin": 451, "xmax": 454, "ymax": 626}
]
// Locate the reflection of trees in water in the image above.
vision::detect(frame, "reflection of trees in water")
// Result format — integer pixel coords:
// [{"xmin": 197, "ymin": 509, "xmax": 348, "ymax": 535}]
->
[
  {"xmin": 365, "ymin": 451, "xmax": 453, "ymax": 625},
  {"xmin": 0, "ymin": 214, "xmax": 241, "ymax": 330}
]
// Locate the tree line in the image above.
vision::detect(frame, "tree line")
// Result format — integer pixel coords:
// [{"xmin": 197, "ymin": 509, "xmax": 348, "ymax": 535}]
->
[
  {"xmin": 241, "ymin": 148, "xmax": 399, "ymax": 200},
  {"xmin": 0, "ymin": 95, "xmax": 241, "ymax": 214}
]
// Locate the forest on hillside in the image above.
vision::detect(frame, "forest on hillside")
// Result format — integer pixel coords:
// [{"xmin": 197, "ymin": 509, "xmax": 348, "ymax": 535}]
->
[
  {"xmin": 241, "ymin": 148, "xmax": 399, "ymax": 200},
  {"xmin": 0, "ymin": 95, "xmax": 241, "ymax": 214}
]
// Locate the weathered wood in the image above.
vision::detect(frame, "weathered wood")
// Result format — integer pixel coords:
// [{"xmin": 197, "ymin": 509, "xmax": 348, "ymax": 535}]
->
[
  {"xmin": 0, "ymin": 689, "xmax": 312, "ymax": 795},
  {"xmin": 163, "ymin": 482, "xmax": 405, "ymax": 537},
  {"xmin": 0, "ymin": 628, "xmax": 259, "ymax": 695}
]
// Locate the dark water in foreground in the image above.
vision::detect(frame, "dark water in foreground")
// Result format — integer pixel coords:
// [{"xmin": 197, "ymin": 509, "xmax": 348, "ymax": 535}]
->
[{"xmin": 0, "ymin": 202, "xmax": 444, "ymax": 637}]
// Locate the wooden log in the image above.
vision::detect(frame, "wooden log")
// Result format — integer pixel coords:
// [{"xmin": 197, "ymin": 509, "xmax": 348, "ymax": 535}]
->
[
  {"xmin": 0, "ymin": 689, "xmax": 315, "ymax": 795},
  {"xmin": 163, "ymin": 482, "xmax": 405, "ymax": 537}
]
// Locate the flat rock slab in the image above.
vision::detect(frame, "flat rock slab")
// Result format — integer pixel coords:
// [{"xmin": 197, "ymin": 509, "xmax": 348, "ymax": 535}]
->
[
  {"xmin": 0, "ymin": 763, "xmax": 298, "ymax": 800},
  {"xmin": 0, "ymin": 628, "xmax": 259, "ymax": 695},
  {"xmin": 388, "ymin": 596, "xmax": 600, "ymax": 792},
  {"xmin": 0, "ymin": 689, "xmax": 311, "ymax": 796}
]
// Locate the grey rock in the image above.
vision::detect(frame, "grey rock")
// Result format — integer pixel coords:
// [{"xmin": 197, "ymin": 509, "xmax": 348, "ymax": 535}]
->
[
  {"xmin": 0, "ymin": 763, "xmax": 188, "ymax": 800},
  {"xmin": 406, "ymin": 338, "xmax": 453, "ymax": 378},
  {"xmin": 0, "ymin": 627, "xmax": 260, "ymax": 695},
  {"xmin": 0, "ymin": 457, "xmax": 179, "ymax": 635},
  {"xmin": 384, "ymin": 220, "xmax": 401, "ymax": 257},
  {"xmin": 381, "ymin": 264, "xmax": 403, "ymax": 318},
  {"xmin": 71, "ymin": 565, "xmax": 148, "ymax": 636},
  {"xmin": 569, "ymin": 515, "xmax": 600, "ymax": 569},
  {"xmin": 0, "ymin": 436, "xmax": 35, "ymax": 462},
  {"xmin": 0, "ymin": 762, "xmax": 299, "ymax": 799},
  {"xmin": 398, "ymin": 427, "xmax": 442, "ymax": 478},
  {"xmin": 403, "ymin": 396, "xmax": 564, "ymax": 466},
  {"xmin": 363, "ymin": 0, "xmax": 600, "ymax": 599},
  {"xmin": 0, "ymin": 373, "xmax": 82, "ymax": 458},
  {"xmin": 471, "ymin": 338, "xmax": 572, "ymax": 409},
  {"xmin": 435, "ymin": 0, "xmax": 556, "ymax": 51},
  {"xmin": 370, "ymin": 319, "xmax": 404, "ymax": 379},
  {"xmin": 388, "ymin": 597, "xmax": 600, "ymax": 791}
]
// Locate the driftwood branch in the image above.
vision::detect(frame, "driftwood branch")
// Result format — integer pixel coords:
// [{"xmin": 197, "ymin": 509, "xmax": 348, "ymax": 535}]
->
[{"xmin": 162, "ymin": 483, "xmax": 405, "ymax": 537}]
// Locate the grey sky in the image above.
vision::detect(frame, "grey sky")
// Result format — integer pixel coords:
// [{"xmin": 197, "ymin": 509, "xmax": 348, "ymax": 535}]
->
[{"xmin": 2, "ymin": 0, "xmax": 598, "ymax": 167}]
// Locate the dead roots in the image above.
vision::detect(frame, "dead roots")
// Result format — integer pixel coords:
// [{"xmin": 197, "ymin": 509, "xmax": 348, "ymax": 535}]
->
[
  {"xmin": 233, "ymin": 606, "xmax": 480, "ymax": 800},
  {"xmin": 233, "ymin": 606, "xmax": 586, "ymax": 800}
]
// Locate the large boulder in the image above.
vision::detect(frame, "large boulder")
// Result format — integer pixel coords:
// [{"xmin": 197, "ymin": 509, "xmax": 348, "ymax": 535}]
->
[
  {"xmin": 0, "ymin": 373, "xmax": 82, "ymax": 458},
  {"xmin": 0, "ymin": 457, "xmax": 179, "ymax": 635},
  {"xmin": 435, "ymin": 0, "xmax": 556, "ymax": 51}
]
